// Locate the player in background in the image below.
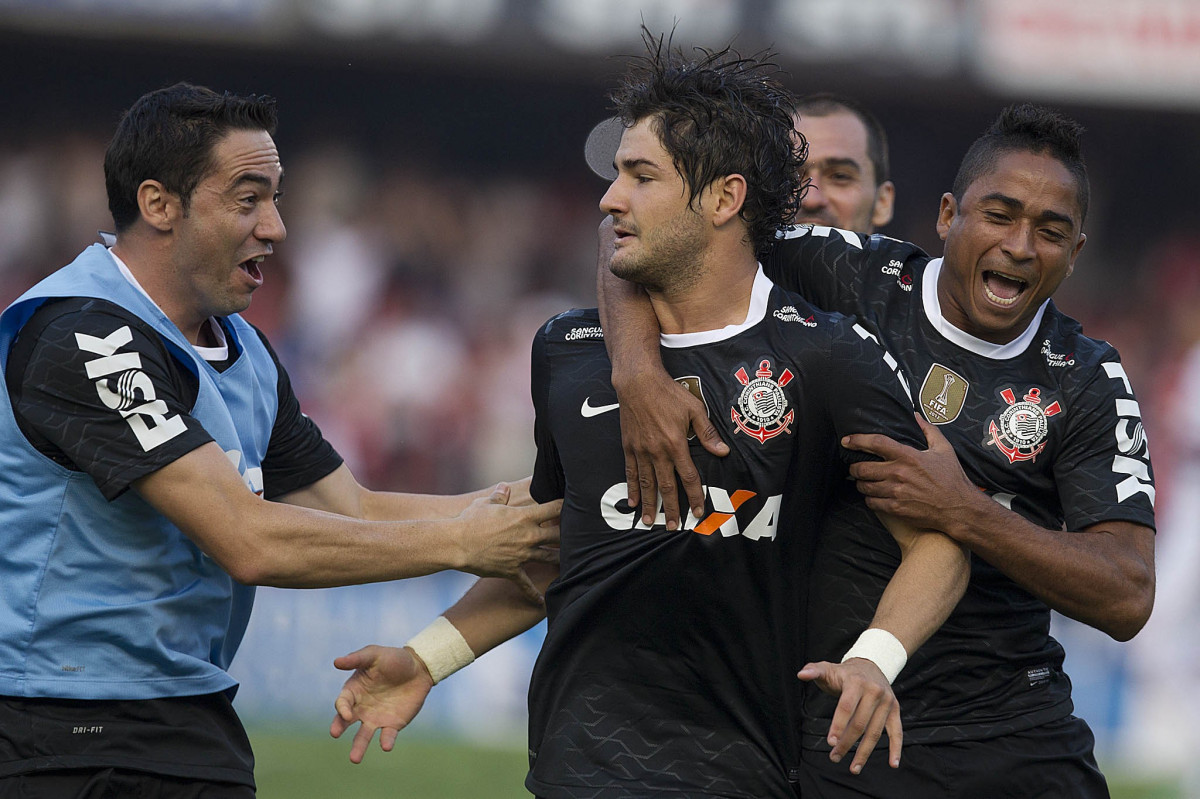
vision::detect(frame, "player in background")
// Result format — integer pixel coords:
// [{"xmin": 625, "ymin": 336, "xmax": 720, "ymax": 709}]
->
[
  {"xmin": 598, "ymin": 103, "xmax": 1156, "ymax": 796},
  {"xmin": 0, "ymin": 82, "xmax": 559, "ymax": 797},
  {"xmin": 329, "ymin": 32, "xmax": 969, "ymax": 797},
  {"xmin": 792, "ymin": 93, "xmax": 895, "ymax": 233}
]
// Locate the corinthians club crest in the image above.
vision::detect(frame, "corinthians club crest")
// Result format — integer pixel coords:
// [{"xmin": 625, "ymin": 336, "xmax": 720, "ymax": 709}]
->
[
  {"xmin": 985, "ymin": 386, "xmax": 1061, "ymax": 464},
  {"xmin": 731, "ymin": 359, "xmax": 794, "ymax": 444}
]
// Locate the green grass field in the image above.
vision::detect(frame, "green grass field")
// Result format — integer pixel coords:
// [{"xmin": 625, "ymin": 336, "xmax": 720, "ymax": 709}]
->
[
  {"xmin": 253, "ymin": 728, "xmax": 533, "ymax": 798},
  {"xmin": 250, "ymin": 727, "xmax": 1186, "ymax": 799}
]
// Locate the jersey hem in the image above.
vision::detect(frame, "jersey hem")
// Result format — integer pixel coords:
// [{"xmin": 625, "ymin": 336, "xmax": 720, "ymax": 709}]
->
[{"xmin": 0, "ymin": 673, "xmax": 238, "ymax": 701}]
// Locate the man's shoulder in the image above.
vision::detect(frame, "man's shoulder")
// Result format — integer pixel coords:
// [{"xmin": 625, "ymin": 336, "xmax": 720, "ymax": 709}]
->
[
  {"xmin": 775, "ymin": 224, "xmax": 930, "ymax": 259},
  {"xmin": 767, "ymin": 283, "xmax": 877, "ymax": 344},
  {"xmin": 768, "ymin": 284, "xmax": 846, "ymax": 328},
  {"xmin": 768, "ymin": 225, "xmax": 932, "ymax": 307},
  {"xmin": 1037, "ymin": 301, "xmax": 1123, "ymax": 377},
  {"xmin": 15, "ymin": 297, "xmax": 162, "ymax": 361},
  {"xmin": 25, "ymin": 296, "xmax": 141, "ymax": 328},
  {"xmin": 537, "ymin": 307, "xmax": 605, "ymax": 344}
]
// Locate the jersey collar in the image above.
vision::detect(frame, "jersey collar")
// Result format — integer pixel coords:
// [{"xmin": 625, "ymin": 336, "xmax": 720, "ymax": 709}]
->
[
  {"xmin": 660, "ymin": 265, "xmax": 772, "ymax": 349},
  {"xmin": 921, "ymin": 257, "xmax": 1048, "ymax": 360}
]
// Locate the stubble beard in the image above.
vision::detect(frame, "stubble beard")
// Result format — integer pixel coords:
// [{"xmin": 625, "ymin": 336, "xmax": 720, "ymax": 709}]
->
[
  {"xmin": 199, "ymin": 272, "xmax": 256, "ymax": 322},
  {"xmin": 609, "ymin": 212, "xmax": 707, "ymax": 296}
]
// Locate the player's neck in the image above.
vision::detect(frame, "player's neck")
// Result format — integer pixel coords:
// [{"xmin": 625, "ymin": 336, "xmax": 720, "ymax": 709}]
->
[
  {"xmin": 648, "ymin": 256, "xmax": 758, "ymax": 335},
  {"xmin": 110, "ymin": 239, "xmax": 209, "ymax": 345}
]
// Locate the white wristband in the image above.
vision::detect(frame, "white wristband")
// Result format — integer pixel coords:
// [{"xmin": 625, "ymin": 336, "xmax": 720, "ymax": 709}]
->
[
  {"xmin": 404, "ymin": 616, "xmax": 476, "ymax": 685},
  {"xmin": 840, "ymin": 628, "xmax": 908, "ymax": 684}
]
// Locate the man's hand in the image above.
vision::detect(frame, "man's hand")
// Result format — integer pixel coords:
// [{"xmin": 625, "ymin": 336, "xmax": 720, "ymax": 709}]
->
[
  {"xmin": 798, "ymin": 659, "xmax": 902, "ymax": 774},
  {"xmin": 457, "ymin": 484, "xmax": 561, "ymax": 604},
  {"xmin": 330, "ymin": 645, "xmax": 434, "ymax": 764},
  {"xmin": 611, "ymin": 369, "xmax": 728, "ymax": 530},
  {"xmin": 842, "ymin": 414, "xmax": 980, "ymax": 536}
]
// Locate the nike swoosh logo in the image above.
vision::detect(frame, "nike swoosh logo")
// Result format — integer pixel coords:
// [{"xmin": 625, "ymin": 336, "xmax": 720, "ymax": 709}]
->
[{"xmin": 581, "ymin": 397, "xmax": 620, "ymax": 418}]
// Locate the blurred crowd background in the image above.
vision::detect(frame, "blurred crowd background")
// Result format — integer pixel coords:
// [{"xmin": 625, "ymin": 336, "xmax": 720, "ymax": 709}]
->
[{"xmin": 4, "ymin": 0, "xmax": 1200, "ymax": 792}]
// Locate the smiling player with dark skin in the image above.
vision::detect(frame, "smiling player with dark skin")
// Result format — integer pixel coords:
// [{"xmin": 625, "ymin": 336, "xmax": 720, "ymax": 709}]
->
[{"xmin": 934, "ymin": 149, "xmax": 1083, "ymax": 343}]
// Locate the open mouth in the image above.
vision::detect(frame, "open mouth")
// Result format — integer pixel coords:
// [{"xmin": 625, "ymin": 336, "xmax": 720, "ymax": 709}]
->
[
  {"xmin": 982, "ymin": 270, "xmax": 1027, "ymax": 307},
  {"xmin": 239, "ymin": 255, "xmax": 265, "ymax": 284}
]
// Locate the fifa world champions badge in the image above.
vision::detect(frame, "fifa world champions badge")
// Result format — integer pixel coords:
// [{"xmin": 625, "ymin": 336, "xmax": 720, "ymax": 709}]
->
[
  {"xmin": 731, "ymin": 360, "xmax": 795, "ymax": 444},
  {"xmin": 986, "ymin": 386, "xmax": 1061, "ymax": 464},
  {"xmin": 919, "ymin": 363, "xmax": 968, "ymax": 424}
]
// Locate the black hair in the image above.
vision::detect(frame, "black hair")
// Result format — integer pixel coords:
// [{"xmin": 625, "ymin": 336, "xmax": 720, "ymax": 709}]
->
[
  {"xmin": 104, "ymin": 82, "xmax": 278, "ymax": 232},
  {"xmin": 609, "ymin": 30, "xmax": 806, "ymax": 253},
  {"xmin": 795, "ymin": 92, "xmax": 890, "ymax": 185},
  {"xmin": 952, "ymin": 103, "xmax": 1089, "ymax": 223}
]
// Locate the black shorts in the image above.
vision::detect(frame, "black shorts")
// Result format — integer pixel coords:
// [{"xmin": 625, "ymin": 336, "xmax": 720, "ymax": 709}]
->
[
  {"xmin": 0, "ymin": 768, "xmax": 255, "ymax": 798},
  {"xmin": 800, "ymin": 716, "xmax": 1110, "ymax": 799},
  {"xmin": 0, "ymin": 693, "xmax": 254, "ymax": 786}
]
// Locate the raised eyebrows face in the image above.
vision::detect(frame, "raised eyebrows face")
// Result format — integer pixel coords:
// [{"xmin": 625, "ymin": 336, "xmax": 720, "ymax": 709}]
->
[
  {"xmin": 168, "ymin": 128, "xmax": 286, "ymax": 340},
  {"xmin": 935, "ymin": 148, "xmax": 1086, "ymax": 344},
  {"xmin": 794, "ymin": 110, "xmax": 894, "ymax": 233},
  {"xmin": 599, "ymin": 117, "xmax": 708, "ymax": 294}
]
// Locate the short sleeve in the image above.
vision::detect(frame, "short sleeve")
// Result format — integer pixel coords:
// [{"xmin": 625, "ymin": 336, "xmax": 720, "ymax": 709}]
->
[
  {"xmin": 6, "ymin": 299, "xmax": 212, "ymax": 499},
  {"xmin": 1054, "ymin": 354, "xmax": 1156, "ymax": 531},
  {"xmin": 529, "ymin": 320, "xmax": 565, "ymax": 504}
]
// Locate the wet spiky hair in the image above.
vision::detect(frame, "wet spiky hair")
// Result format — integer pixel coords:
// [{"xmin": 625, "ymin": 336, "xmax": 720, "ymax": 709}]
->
[{"xmin": 609, "ymin": 29, "xmax": 806, "ymax": 252}]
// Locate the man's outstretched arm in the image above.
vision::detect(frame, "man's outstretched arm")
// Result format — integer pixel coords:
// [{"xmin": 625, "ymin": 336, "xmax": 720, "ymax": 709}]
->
[{"xmin": 136, "ymin": 445, "xmax": 560, "ymax": 602}]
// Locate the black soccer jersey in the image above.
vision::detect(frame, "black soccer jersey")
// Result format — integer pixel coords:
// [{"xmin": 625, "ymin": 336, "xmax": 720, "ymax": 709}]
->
[
  {"xmin": 526, "ymin": 270, "xmax": 925, "ymax": 799},
  {"xmin": 764, "ymin": 225, "xmax": 1157, "ymax": 747}
]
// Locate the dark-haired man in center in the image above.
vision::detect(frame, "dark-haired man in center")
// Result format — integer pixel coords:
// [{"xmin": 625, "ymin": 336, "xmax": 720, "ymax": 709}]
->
[{"xmin": 617, "ymin": 91, "xmax": 898, "ymax": 528}]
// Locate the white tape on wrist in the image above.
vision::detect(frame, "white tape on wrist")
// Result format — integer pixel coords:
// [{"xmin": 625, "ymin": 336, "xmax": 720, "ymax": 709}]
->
[
  {"xmin": 840, "ymin": 628, "xmax": 908, "ymax": 684},
  {"xmin": 404, "ymin": 616, "xmax": 475, "ymax": 685}
]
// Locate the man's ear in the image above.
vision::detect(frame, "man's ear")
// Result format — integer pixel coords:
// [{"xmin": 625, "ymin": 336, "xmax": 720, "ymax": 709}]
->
[
  {"xmin": 871, "ymin": 180, "xmax": 896, "ymax": 229},
  {"xmin": 710, "ymin": 173, "xmax": 747, "ymax": 227},
  {"xmin": 137, "ymin": 180, "xmax": 178, "ymax": 232},
  {"xmin": 935, "ymin": 192, "xmax": 957, "ymax": 241},
  {"xmin": 1066, "ymin": 232, "xmax": 1086, "ymax": 278}
]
